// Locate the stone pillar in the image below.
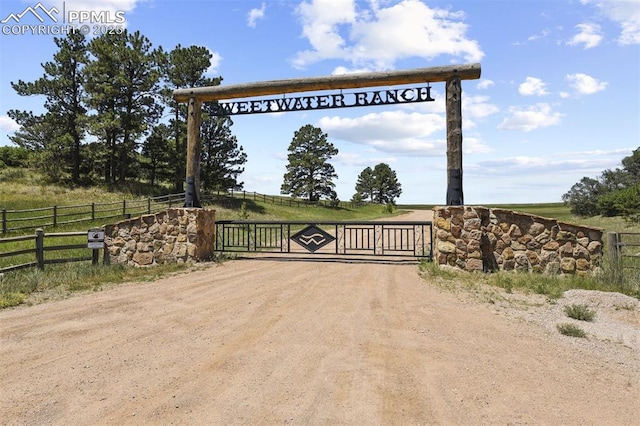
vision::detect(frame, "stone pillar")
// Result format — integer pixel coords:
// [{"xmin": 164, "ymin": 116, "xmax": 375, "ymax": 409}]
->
[{"xmin": 104, "ymin": 208, "xmax": 215, "ymax": 266}]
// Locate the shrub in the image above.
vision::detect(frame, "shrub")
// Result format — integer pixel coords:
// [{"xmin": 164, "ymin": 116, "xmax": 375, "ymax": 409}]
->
[
  {"xmin": 564, "ymin": 304, "xmax": 596, "ymax": 321},
  {"xmin": 557, "ymin": 323, "xmax": 587, "ymax": 338}
]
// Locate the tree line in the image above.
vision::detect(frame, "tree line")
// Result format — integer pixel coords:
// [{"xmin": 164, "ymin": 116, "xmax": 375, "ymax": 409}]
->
[
  {"xmin": 8, "ymin": 30, "xmax": 245, "ymax": 193},
  {"xmin": 7, "ymin": 31, "xmax": 403, "ymax": 205},
  {"xmin": 562, "ymin": 148, "xmax": 639, "ymax": 223}
]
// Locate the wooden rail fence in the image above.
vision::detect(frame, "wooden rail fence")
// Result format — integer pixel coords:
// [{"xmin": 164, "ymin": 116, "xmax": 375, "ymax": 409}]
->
[
  {"xmin": 0, "ymin": 229, "xmax": 102, "ymax": 274},
  {"xmin": 2, "ymin": 190, "xmax": 363, "ymax": 235},
  {"xmin": 1, "ymin": 193, "xmax": 186, "ymax": 234}
]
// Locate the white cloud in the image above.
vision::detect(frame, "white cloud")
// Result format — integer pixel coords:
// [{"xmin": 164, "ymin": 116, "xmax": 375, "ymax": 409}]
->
[
  {"xmin": 498, "ymin": 103, "xmax": 563, "ymax": 132},
  {"xmin": 469, "ymin": 150, "xmax": 627, "ymax": 176},
  {"xmin": 518, "ymin": 77, "xmax": 549, "ymax": 96},
  {"xmin": 331, "ymin": 66, "xmax": 375, "ymax": 75},
  {"xmin": 293, "ymin": 0, "xmax": 483, "ymax": 70},
  {"xmin": 335, "ymin": 152, "xmax": 397, "ymax": 167},
  {"xmin": 318, "ymin": 107, "xmax": 492, "ymax": 156},
  {"xmin": 469, "ymin": 157, "xmax": 606, "ymax": 176},
  {"xmin": 477, "ymin": 79, "xmax": 494, "ymax": 90},
  {"xmin": 594, "ymin": 0, "xmax": 640, "ymax": 45},
  {"xmin": 463, "ymin": 137, "xmax": 494, "ymax": 154},
  {"xmin": 462, "ymin": 95, "xmax": 499, "ymax": 128},
  {"xmin": 247, "ymin": 3, "xmax": 266, "ymax": 28},
  {"xmin": 0, "ymin": 115, "xmax": 20, "ymax": 132},
  {"xmin": 205, "ymin": 49, "xmax": 222, "ymax": 75},
  {"xmin": 293, "ymin": 0, "xmax": 357, "ymax": 67},
  {"xmin": 319, "ymin": 110, "xmax": 446, "ymax": 156},
  {"xmin": 567, "ymin": 23, "xmax": 603, "ymax": 48},
  {"xmin": 527, "ymin": 29, "xmax": 550, "ymax": 42},
  {"xmin": 566, "ymin": 73, "xmax": 607, "ymax": 95}
]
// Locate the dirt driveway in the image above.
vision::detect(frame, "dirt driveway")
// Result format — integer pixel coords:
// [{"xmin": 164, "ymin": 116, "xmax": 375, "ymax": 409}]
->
[{"xmin": 1, "ymin": 210, "xmax": 639, "ymax": 425}]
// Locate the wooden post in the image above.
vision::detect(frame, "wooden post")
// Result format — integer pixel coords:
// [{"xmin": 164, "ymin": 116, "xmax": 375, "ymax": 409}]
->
[
  {"xmin": 185, "ymin": 96, "xmax": 202, "ymax": 208},
  {"xmin": 446, "ymin": 77, "xmax": 463, "ymax": 206},
  {"xmin": 35, "ymin": 228, "xmax": 44, "ymax": 270},
  {"xmin": 606, "ymin": 232, "xmax": 623, "ymax": 284},
  {"xmin": 607, "ymin": 232, "xmax": 619, "ymax": 262},
  {"xmin": 174, "ymin": 63, "xmax": 481, "ymax": 102}
]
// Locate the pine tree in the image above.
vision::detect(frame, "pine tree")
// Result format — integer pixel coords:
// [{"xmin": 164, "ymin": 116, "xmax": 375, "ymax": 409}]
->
[
  {"xmin": 9, "ymin": 31, "xmax": 88, "ymax": 183},
  {"xmin": 200, "ymin": 107, "xmax": 247, "ymax": 191},
  {"xmin": 85, "ymin": 30, "xmax": 163, "ymax": 184},
  {"xmin": 354, "ymin": 163, "xmax": 402, "ymax": 204},
  {"xmin": 281, "ymin": 125, "xmax": 338, "ymax": 202}
]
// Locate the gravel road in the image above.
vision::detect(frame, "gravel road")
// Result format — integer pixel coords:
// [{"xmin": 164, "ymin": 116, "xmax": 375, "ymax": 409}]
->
[{"xmin": 1, "ymin": 210, "xmax": 638, "ymax": 425}]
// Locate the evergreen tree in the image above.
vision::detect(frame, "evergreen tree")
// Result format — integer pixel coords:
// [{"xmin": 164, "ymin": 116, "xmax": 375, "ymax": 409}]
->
[
  {"xmin": 200, "ymin": 105, "xmax": 247, "ymax": 191},
  {"xmin": 8, "ymin": 31, "xmax": 88, "ymax": 183},
  {"xmin": 354, "ymin": 163, "xmax": 402, "ymax": 204},
  {"xmin": 7, "ymin": 111, "xmax": 69, "ymax": 182},
  {"xmin": 563, "ymin": 148, "xmax": 639, "ymax": 221},
  {"xmin": 281, "ymin": 124, "xmax": 338, "ymax": 202},
  {"xmin": 85, "ymin": 30, "xmax": 163, "ymax": 184},
  {"xmin": 355, "ymin": 166, "xmax": 375, "ymax": 202},
  {"xmin": 371, "ymin": 163, "xmax": 402, "ymax": 204},
  {"xmin": 141, "ymin": 123, "xmax": 173, "ymax": 186}
]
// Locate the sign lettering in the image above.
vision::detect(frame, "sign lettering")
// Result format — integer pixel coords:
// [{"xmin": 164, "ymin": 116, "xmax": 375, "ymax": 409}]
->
[{"xmin": 212, "ymin": 85, "xmax": 434, "ymax": 116}]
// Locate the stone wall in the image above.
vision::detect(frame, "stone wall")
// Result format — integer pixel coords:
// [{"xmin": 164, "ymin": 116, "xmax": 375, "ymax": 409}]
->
[
  {"xmin": 104, "ymin": 208, "xmax": 215, "ymax": 266},
  {"xmin": 433, "ymin": 206, "xmax": 603, "ymax": 276}
]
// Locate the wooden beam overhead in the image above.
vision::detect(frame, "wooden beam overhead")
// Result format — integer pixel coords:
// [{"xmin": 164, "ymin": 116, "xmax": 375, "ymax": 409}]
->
[{"xmin": 173, "ymin": 63, "xmax": 481, "ymax": 102}]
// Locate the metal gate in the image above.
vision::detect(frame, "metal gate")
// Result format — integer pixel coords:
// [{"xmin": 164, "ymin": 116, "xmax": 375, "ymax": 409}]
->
[{"xmin": 214, "ymin": 221, "xmax": 432, "ymax": 260}]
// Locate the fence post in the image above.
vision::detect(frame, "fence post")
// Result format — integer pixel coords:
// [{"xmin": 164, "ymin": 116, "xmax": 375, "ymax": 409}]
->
[
  {"xmin": 1, "ymin": 209, "xmax": 6, "ymax": 234},
  {"xmin": 53, "ymin": 206, "xmax": 57, "ymax": 227},
  {"xmin": 122, "ymin": 200, "xmax": 126, "ymax": 218},
  {"xmin": 147, "ymin": 197, "xmax": 151, "ymax": 214},
  {"xmin": 35, "ymin": 228, "xmax": 44, "ymax": 270},
  {"xmin": 91, "ymin": 203, "xmax": 95, "ymax": 220},
  {"xmin": 92, "ymin": 248, "xmax": 99, "ymax": 265},
  {"xmin": 607, "ymin": 232, "xmax": 623, "ymax": 284},
  {"xmin": 607, "ymin": 232, "xmax": 619, "ymax": 262}
]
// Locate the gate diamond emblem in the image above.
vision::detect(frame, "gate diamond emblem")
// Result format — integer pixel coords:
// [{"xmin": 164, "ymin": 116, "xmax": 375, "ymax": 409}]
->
[{"xmin": 291, "ymin": 225, "xmax": 335, "ymax": 253}]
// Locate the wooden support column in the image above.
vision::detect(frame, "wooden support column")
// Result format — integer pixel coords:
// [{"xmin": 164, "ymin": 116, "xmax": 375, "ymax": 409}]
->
[
  {"xmin": 446, "ymin": 77, "xmax": 463, "ymax": 206},
  {"xmin": 185, "ymin": 96, "xmax": 202, "ymax": 208}
]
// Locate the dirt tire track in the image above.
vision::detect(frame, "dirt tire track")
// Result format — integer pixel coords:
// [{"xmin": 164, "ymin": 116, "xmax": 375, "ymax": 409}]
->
[{"xmin": 1, "ymin": 210, "xmax": 639, "ymax": 424}]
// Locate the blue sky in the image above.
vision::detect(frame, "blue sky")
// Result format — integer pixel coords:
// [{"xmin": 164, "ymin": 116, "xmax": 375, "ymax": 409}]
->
[{"xmin": 0, "ymin": 0, "xmax": 638, "ymax": 205}]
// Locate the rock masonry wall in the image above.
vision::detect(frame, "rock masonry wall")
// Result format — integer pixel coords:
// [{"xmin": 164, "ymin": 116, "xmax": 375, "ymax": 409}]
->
[
  {"xmin": 433, "ymin": 206, "xmax": 603, "ymax": 276},
  {"xmin": 104, "ymin": 208, "xmax": 215, "ymax": 266}
]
